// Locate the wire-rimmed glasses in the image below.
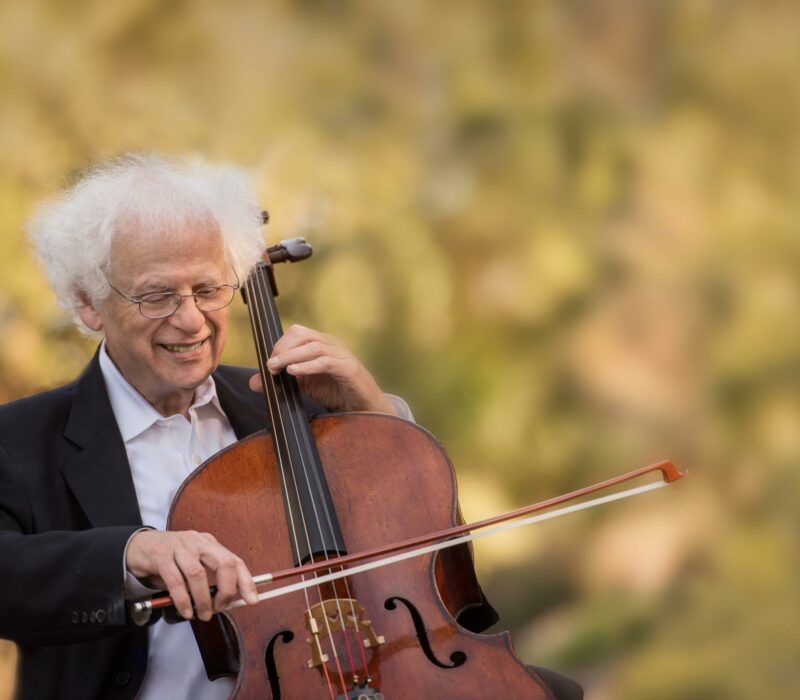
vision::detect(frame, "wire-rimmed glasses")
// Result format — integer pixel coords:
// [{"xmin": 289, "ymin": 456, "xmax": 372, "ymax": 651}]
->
[{"xmin": 105, "ymin": 272, "xmax": 240, "ymax": 319}]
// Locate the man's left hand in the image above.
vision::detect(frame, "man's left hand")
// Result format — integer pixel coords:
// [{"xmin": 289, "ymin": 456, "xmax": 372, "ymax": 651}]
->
[{"xmin": 248, "ymin": 324, "xmax": 398, "ymax": 415}]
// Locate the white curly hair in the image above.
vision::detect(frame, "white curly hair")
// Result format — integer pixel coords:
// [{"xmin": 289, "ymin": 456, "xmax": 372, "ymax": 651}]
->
[{"xmin": 27, "ymin": 153, "xmax": 266, "ymax": 333}]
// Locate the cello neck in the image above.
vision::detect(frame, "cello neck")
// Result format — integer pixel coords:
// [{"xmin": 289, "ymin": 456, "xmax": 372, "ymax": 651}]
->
[{"xmin": 243, "ymin": 260, "xmax": 346, "ymax": 564}]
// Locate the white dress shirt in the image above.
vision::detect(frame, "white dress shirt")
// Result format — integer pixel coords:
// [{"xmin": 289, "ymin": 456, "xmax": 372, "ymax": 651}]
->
[
  {"xmin": 99, "ymin": 346, "xmax": 413, "ymax": 699},
  {"xmin": 100, "ymin": 346, "xmax": 238, "ymax": 700}
]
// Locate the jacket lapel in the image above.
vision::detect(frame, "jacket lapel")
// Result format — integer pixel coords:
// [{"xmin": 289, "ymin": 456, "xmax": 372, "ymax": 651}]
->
[
  {"xmin": 213, "ymin": 367, "xmax": 268, "ymax": 439},
  {"xmin": 61, "ymin": 352, "xmax": 144, "ymax": 528},
  {"xmin": 213, "ymin": 365, "xmax": 328, "ymax": 439}
]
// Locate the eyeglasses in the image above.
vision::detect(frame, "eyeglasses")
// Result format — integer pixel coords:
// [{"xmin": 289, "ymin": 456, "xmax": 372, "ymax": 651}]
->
[{"xmin": 105, "ymin": 272, "xmax": 240, "ymax": 319}]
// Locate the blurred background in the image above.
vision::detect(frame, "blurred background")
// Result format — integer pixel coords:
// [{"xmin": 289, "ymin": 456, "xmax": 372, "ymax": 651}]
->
[{"xmin": 0, "ymin": 0, "xmax": 798, "ymax": 698}]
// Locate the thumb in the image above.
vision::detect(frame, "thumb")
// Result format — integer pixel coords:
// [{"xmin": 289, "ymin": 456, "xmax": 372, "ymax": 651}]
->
[{"xmin": 248, "ymin": 373, "xmax": 263, "ymax": 393}]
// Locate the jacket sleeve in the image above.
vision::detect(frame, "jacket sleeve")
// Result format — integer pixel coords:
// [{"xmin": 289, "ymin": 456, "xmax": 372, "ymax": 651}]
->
[{"xmin": 0, "ymin": 444, "xmax": 143, "ymax": 647}]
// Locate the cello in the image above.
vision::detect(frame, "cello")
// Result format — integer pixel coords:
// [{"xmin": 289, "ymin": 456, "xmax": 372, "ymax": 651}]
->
[{"xmin": 149, "ymin": 234, "xmax": 683, "ymax": 699}]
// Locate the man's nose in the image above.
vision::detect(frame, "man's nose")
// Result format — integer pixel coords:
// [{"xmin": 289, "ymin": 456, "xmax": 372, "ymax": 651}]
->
[{"xmin": 167, "ymin": 294, "xmax": 206, "ymax": 332}]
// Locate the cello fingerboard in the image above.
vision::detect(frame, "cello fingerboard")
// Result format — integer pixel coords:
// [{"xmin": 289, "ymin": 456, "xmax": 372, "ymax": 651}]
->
[{"xmin": 243, "ymin": 260, "xmax": 347, "ymax": 565}]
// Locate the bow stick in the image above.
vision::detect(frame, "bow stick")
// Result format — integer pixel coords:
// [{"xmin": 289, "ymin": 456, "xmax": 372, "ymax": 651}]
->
[{"xmin": 129, "ymin": 459, "xmax": 686, "ymax": 625}]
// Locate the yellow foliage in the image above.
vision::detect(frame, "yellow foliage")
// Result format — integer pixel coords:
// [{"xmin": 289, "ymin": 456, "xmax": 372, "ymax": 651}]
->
[{"xmin": 0, "ymin": 1, "xmax": 798, "ymax": 697}]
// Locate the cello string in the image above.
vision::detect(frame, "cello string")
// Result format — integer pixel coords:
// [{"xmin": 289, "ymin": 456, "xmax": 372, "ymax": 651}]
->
[
  {"xmin": 248, "ymin": 267, "xmax": 353, "ymax": 691},
  {"xmin": 250, "ymin": 269, "xmax": 358, "ymax": 691},
  {"xmin": 247, "ymin": 270, "xmax": 350, "ymax": 696},
  {"xmin": 251, "ymin": 267, "xmax": 364, "ymax": 687},
  {"xmin": 245, "ymin": 271, "xmax": 345, "ymax": 696},
  {"xmin": 284, "ymin": 395, "xmax": 371, "ymax": 680},
  {"xmin": 273, "ymin": 326, "xmax": 371, "ymax": 678},
  {"xmin": 247, "ymin": 271, "xmax": 345, "ymax": 676},
  {"xmin": 245, "ymin": 273, "xmax": 309, "ymax": 569}
]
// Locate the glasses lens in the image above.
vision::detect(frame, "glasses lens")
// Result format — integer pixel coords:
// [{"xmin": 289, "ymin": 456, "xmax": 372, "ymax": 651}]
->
[
  {"xmin": 194, "ymin": 286, "xmax": 236, "ymax": 312},
  {"xmin": 139, "ymin": 294, "xmax": 180, "ymax": 319}
]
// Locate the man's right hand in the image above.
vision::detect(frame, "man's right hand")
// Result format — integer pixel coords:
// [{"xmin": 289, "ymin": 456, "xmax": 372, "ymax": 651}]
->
[{"xmin": 125, "ymin": 529, "xmax": 258, "ymax": 621}]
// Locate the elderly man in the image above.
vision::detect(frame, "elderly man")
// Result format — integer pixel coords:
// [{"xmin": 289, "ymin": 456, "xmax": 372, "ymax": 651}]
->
[
  {"xmin": 0, "ymin": 154, "xmax": 424, "ymax": 699},
  {"xmin": 0, "ymin": 154, "xmax": 581, "ymax": 700}
]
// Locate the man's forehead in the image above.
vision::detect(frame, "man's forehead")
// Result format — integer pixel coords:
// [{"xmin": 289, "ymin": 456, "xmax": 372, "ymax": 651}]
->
[
  {"xmin": 107, "ymin": 222, "xmax": 228, "ymax": 280},
  {"xmin": 113, "ymin": 213, "xmax": 223, "ymax": 244}
]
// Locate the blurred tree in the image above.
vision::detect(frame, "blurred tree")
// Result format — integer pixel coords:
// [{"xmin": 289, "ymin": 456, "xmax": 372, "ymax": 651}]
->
[{"xmin": 0, "ymin": 0, "xmax": 798, "ymax": 697}]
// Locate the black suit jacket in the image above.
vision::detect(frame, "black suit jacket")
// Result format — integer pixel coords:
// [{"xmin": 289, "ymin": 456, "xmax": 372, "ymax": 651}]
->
[
  {"xmin": 0, "ymin": 353, "xmax": 500, "ymax": 700},
  {"xmin": 0, "ymin": 354, "xmax": 271, "ymax": 699}
]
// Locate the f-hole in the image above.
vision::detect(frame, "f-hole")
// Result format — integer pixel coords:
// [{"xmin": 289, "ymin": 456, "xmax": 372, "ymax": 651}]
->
[
  {"xmin": 385, "ymin": 597, "xmax": 467, "ymax": 669},
  {"xmin": 264, "ymin": 630, "xmax": 294, "ymax": 698}
]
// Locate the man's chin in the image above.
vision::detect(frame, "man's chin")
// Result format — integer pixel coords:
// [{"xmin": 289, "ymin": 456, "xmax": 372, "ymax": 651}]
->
[{"xmin": 164, "ymin": 365, "xmax": 215, "ymax": 392}]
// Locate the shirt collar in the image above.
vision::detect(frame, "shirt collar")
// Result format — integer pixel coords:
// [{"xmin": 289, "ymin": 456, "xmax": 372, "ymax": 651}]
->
[{"xmin": 98, "ymin": 343, "xmax": 224, "ymax": 442}]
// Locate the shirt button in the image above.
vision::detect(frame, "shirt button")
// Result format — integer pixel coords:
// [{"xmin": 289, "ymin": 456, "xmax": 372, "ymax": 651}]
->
[
  {"xmin": 115, "ymin": 671, "xmax": 132, "ymax": 686},
  {"xmin": 193, "ymin": 454, "xmax": 202, "ymax": 465}
]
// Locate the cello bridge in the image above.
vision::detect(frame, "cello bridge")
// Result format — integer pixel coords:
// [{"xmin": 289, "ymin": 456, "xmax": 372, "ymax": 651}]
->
[{"xmin": 305, "ymin": 599, "xmax": 386, "ymax": 668}]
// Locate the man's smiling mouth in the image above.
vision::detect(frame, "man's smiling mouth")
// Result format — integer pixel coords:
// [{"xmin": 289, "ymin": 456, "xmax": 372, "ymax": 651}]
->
[{"xmin": 161, "ymin": 340, "xmax": 207, "ymax": 353}]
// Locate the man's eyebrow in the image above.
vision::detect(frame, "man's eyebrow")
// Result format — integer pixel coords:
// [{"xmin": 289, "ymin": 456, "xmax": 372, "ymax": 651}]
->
[
  {"xmin": 133, "ymin": 276, "xmax": 225, "ymax": 293},
  {"xmin": 134, "ymin": 281, "xmax": 174, "ymax": 293},
  {"xmin": 195, "ymin": 277, "xmax": 224, "ymax": 287}
]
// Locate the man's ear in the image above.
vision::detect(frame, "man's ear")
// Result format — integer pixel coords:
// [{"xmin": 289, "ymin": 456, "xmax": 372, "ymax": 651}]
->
[{"xmin": 75, "ymin": 292, "xmax": 103, "ymax": 332}]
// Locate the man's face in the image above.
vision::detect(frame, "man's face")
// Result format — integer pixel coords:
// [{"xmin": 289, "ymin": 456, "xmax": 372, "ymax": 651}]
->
[{"xmin": 79, "ymin": 220, "xmax": 233, "ymax": 416}]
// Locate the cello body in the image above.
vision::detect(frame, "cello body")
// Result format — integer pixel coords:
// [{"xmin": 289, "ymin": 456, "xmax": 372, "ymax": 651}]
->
[{"xmin": 170, "ymin": 414, "xmax": 553, "ymax": 699}]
